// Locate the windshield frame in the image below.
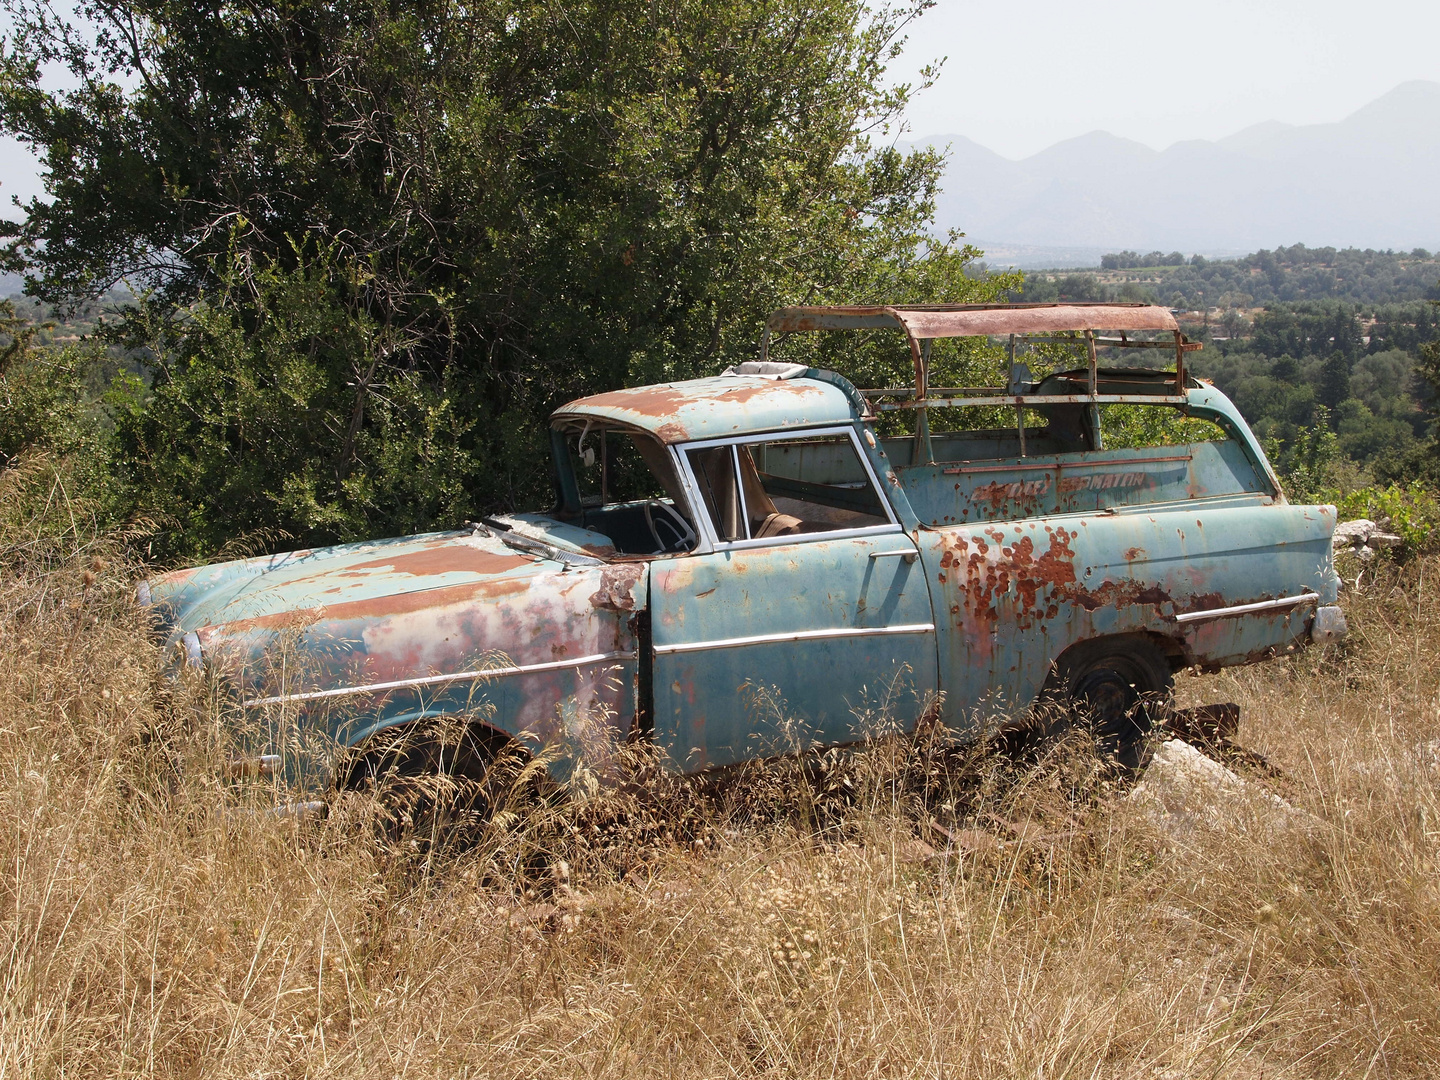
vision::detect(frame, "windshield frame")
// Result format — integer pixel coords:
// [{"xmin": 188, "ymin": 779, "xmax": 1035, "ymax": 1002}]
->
[{"xmin": 548, "ymin": 419, "xmax": 702, "ymax": 550}]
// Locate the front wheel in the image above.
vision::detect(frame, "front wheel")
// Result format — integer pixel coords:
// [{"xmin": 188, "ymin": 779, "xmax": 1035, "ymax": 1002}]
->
[
  {"xmin": 1044, "ymin": 637, "xmax": 1174, "ymax": 771},
  {"xmin": 339, "ymin": 717, "xmax": 522, "ymax": 851}
]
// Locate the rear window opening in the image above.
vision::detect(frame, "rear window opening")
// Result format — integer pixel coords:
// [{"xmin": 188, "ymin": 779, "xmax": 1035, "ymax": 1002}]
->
[
  {"xmin": 886, "ymin": 398, "xmax": 1264, "ymax": 526},
  {"xmin": 858, "ymin": 354, "xmax": 1266, "ymax": 523},
  {"xmin": 880, "ymin": 398, "xmax": 1230, "ymax": 468}
]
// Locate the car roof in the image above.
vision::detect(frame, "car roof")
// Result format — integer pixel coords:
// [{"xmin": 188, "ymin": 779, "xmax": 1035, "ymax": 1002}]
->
[{"xmin": 551, "ymin": 371, "xmax": 862, "ymax": 445}]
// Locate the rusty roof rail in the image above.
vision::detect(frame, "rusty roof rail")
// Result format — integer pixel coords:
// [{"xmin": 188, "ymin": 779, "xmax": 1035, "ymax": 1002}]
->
[
  {"xmin": 764, "ymin": 302, "xmax": 1181, "ymax": 340},
  {"xmin": 760, "ymin": 302, "xmax": 1201, "ymax": 466}
]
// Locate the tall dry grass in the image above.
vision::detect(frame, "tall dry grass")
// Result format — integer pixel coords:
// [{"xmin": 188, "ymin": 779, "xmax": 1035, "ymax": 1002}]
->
[{"xmin": 3, "ymin": 525, "xmax": 1440, "ymax": 1077}]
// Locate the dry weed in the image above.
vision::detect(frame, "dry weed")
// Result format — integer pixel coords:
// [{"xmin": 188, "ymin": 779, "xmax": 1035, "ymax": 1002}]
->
[{"xmin": 3, "ymin": 544, "xmax": 1439, "ymax": 1078}]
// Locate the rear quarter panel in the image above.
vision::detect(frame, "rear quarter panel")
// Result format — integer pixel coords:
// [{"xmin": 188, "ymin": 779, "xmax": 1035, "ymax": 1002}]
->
[{"xmin": 917, "ymin": 500, "xmax": 1339, "ymax": 728}]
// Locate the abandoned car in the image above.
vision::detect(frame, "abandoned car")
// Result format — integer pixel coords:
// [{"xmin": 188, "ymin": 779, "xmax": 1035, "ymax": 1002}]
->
[{"xmin": 141, "ymin": 303, "xmax": 1346, "ymax": 804}]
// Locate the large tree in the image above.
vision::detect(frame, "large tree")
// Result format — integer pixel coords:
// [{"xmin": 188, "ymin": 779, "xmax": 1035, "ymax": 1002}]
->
[{"xmin": 1, "ymin": 0, "xmax": 1007, "ymax": 555}]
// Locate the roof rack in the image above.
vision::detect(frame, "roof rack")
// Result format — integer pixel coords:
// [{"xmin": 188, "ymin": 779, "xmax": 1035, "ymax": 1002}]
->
[{"xmin": 761, "ymin": 302, "xmax": 1202, "ymax": 462}]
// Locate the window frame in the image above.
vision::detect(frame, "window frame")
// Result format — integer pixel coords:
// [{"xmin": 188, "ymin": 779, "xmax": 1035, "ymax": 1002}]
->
[{"xmin": 674, "ymin": 425, "xmax": 902, "ymax": 552}]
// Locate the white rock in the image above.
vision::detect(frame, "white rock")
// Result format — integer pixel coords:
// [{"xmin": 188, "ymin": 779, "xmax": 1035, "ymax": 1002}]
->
[
  {"xmin": 1332, "ymin": 519, "xmax": 1375, "ymax": 546},
  {"xmin": 1333, "ymin": 518, "xmax": 1403, "ymax": 550},
  {"xmin": 1129, "ymin": 739, "xmax": 1316, "ymax": 840}
]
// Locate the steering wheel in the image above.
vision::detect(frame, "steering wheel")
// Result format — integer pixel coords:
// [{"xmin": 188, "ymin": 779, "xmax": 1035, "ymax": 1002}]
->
[{"xmin": 643, "ymin": 502, "xmax": 698, "ymax": 554}]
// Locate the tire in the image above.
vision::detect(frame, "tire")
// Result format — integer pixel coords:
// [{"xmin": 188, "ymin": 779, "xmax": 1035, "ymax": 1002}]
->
[
  {"xmin": 339, "ymin": 717, "xmax": 518, "ymax": 851},
  {"xmin": 1043, "ymin": 636, "xmax": 1174, "ymax": 771}
]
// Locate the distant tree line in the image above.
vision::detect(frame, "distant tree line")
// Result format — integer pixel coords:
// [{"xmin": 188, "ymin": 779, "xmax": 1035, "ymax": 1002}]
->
[
  {"xmin": 1099, "ymin": 251, "xmax": 1188, "ymax": 270},
  {"xmin": 1192, "ymin": 301, "xmax": 1438, "ymax": 484},
  {"xmin": 1086, "ymin": 244, "xmax": 1440, "ymax": 309},
  {"xmin": 1013, "ymin": 253, "xmax": 1440, "ymax": 485}
]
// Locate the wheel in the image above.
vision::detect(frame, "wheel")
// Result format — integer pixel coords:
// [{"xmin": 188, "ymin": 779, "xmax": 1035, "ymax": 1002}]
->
[
  {"xmin": 1043, "ymin": 636, "xmax": 1174, "ymax": 771},
  {"xmin": 339, "ymin": 717, "xmax": 520, "ymax": 850}
]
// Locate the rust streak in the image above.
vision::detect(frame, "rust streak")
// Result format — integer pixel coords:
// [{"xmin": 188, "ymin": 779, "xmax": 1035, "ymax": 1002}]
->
[
  {"xmin": 345, "ymin": 545, "xmax": 531, "ymax": 578},
  {"xmin": 208, "ymin": 577, "xmax": 534, "ymax": 634}
]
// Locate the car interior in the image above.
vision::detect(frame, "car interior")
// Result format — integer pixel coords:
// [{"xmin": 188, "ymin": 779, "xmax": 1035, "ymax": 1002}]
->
[
  {"xmin": 552, "ymin": 422, "xmax": 892, "ymax": 554},
  {"xmin": 684, "ymin": 435, "xmax": 889, "ymax": 542}
]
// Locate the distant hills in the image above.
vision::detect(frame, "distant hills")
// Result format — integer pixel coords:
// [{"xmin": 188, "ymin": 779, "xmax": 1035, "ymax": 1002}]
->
[
  {"xmin": 919, "ymin": 81, "xmax": 1440, "ymax": 266},
  {"xmin": 7, "ymin": 82, "xmax": 1436, "ymax": 291}
]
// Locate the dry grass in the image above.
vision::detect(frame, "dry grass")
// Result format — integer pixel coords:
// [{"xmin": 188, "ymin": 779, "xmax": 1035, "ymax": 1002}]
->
[{"xmin": 3, "ymin": 535, "xmax": 1440, "ymax": 1079}]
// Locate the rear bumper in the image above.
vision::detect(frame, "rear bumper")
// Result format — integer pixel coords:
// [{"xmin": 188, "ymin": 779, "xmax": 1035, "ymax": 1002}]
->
[{"xmin": 1311, "ymin": 605, "xmax": 1347, "ymax": 645}]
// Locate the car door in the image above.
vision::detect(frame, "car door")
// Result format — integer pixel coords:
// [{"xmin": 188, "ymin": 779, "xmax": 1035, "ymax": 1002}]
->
[{"xmin": 649, "ymin": 427, "xmax": 938, "ymax": 772}]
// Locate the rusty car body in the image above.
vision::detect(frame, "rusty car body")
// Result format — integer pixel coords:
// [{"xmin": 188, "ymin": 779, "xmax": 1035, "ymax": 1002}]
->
[{"xmin": 142, "ymin": 302, "xmax": 1346, "ymax": 792}]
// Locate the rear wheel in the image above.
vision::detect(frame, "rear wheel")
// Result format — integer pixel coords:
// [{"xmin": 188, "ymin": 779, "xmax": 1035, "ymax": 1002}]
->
[{"xmin": 1043, "ymin": 637, "xmax": 1174, "ymax": 771}]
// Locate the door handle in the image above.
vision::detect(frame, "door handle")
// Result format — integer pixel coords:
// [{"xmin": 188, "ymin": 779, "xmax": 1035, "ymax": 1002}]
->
[{"xmin": 869, "ymin": 549, "xmax": 917, "ymax": 564}]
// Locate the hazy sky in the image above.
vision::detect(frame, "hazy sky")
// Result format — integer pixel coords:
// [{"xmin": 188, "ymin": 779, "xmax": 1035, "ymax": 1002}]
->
[
  {"xmin": 4, "ymin": 0, "xmax": 1440, "ymax": 210},
  {"xmin": 895, "ymin": 0, "xmax": 1440, "ymax": 159}
]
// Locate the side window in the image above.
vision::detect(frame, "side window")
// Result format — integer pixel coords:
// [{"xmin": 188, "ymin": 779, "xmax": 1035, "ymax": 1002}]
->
[{"xmin": 685, "ymin": 433, "xmax": 892, "ymax": 543}]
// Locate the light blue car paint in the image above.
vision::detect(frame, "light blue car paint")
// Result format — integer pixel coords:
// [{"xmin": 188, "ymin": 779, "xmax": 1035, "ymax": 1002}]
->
[{"xmin": 142, "ymin": 306, "xmax": 1343, "ymax": 790}]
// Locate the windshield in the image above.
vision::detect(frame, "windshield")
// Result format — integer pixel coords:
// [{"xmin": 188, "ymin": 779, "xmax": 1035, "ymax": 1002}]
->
[{"xmin": 551, "ymin": 423, "xmax": 698, "ymax": 556}]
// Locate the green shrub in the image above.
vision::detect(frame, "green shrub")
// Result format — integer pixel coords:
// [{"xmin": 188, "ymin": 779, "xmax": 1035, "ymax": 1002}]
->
[{"xmin": 1331, "ymin": 482, "xmax": 1440, "ymax": 555}]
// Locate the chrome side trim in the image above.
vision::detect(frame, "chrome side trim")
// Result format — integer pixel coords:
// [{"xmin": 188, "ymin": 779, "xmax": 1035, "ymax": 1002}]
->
[
  {"xmin": 654, "ymin": 622, "xmax": 935, "ymax": 656},
  {"xmin": 1174, "ymin": 592, "xmax": 1319, "ymax": 624},
  {"xmin": 243, "ymin": 650, "xmax": 637, "ymax": 707}
]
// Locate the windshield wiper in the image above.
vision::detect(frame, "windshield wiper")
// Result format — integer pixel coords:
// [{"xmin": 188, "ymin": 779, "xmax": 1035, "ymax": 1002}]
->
[{"xmin": 470, "ymin": 519, "xmax": 604, "ymax": 567}]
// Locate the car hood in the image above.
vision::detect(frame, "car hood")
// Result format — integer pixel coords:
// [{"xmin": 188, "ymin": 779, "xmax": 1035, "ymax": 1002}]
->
[{"xmin": 142, "ymin": 529, "xmax": 647, "ymax": 710}]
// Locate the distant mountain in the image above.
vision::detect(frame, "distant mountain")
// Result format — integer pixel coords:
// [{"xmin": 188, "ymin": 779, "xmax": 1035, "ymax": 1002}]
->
[{"xmin": 921, "ymin": 81, "xmax": 1440, "ymax": 263}]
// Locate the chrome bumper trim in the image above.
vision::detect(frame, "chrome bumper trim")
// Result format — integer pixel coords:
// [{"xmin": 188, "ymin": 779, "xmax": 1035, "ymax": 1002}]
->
[{"xmin": 1174, "ymin": 592, "xmax": 1319, "ymax": 625}]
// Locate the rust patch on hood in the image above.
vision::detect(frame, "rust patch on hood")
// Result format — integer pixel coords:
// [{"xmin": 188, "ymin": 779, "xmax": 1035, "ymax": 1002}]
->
[
  {"xmin": 344, "ymin": 543, "xmax": 530, "ymax": 578},
  {"xmin": 202, "ymin": 577, "xmax": 533, "ymax": 636}
]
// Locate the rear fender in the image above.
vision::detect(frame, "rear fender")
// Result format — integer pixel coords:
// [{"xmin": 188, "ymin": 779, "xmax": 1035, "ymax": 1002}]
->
[{"xmin": 919, "ymin": 501, "xmax": 1338, "ymax": 728}]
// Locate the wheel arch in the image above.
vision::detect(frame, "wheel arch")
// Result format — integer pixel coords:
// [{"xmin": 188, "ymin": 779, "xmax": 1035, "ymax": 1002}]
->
[
  {"xmin": 1042, "ymin": 630, "xmax": 1180, "ymax": 695},
  {"xmin": 334, "ymin": 707, "xmax": 521, "ymax": 792}
]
